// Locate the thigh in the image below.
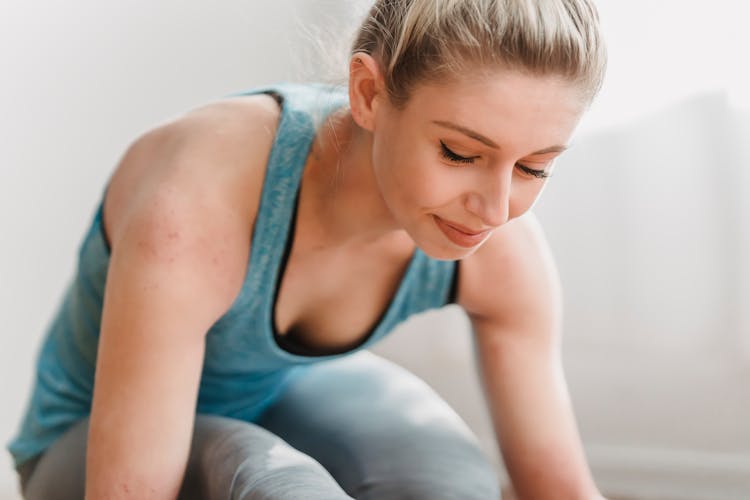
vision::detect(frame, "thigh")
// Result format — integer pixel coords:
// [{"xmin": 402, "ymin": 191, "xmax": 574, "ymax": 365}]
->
[
  {"xmin": 19, "ymin": 417, "xmax": 88, "ymax": 500},
  {"xmin": 180, "ymin": 414, "xmax": 353, "ymax": 500},
  {"xmin": 255, "ymin": 350, "xmax": 501, "ymax": 500},
  {"xmin": 20, "ymin": 414, "xmax": 353, "ymax": 500}
]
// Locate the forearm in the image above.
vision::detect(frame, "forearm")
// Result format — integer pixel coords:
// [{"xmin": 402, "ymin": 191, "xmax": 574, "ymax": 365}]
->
[
  {"xmin": 85, "ymin": 309, "xmax": 206, "ymax": 499},
  {"xmin": 475, "ymin": 329, "xmax": 603, "ymax": 499},
  {"xmin": 499, "ymin": 434, "xmax": 601, "ymax": 500},
  {"xmin": 85, "ymin": 462, "xmax": 182, "ymax": 500},
  {"xmin": 493, "ymin": 399, "xmax": 601, "ymax": 499},
  {"xmin": 85, "ymin": 405, "xmax": 193, "ymax": 499}
]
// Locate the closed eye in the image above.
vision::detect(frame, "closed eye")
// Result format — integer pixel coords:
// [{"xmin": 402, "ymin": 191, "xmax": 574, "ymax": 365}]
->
[
  {"xmin": 439, "ymin": 141, "xmax": 477, "ymax": 164},
  {"xmin": 441, "ymin": 140, "xmax": 552, "ymax": 179},
  {"xmin": 517, "ymin": 164, "xmax": 551, "ymax": 179}
]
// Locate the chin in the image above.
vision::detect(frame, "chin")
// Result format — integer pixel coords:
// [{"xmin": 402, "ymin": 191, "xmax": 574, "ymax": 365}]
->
[
  {"xmin": 403, "ymin": 215, "xmax": 488, "ymax": 260},
  {"xmin": 414, "ymin": 239, "xmax": 483, "ymax": 261}
]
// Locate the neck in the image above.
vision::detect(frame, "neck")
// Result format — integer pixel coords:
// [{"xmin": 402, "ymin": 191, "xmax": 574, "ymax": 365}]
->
[{"xmin": 296, "ymin": 109, "xmax": 407, "ymax": 250}]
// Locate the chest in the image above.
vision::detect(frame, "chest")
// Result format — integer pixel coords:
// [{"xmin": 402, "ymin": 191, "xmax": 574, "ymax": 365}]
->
[{"xmin": 274, "ymin": 242, "xmax": 414, "ymax": 353}]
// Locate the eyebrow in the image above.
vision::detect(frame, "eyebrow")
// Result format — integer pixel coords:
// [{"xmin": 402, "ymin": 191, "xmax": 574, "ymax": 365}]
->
[{"xmin": 432, "ymin": 120, "xmax": 569, "ymax": 155}]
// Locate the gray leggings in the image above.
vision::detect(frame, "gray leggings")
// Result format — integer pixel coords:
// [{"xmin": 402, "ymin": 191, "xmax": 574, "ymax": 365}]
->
[{"xmin": 16, "ymin": 351, "xmax": 500, "ymax": 499}]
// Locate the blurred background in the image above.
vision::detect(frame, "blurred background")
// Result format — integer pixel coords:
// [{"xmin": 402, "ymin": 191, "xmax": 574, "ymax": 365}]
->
[{"xmin": 1, "ymin": 1, "xmax": 748, "ymax": 499}]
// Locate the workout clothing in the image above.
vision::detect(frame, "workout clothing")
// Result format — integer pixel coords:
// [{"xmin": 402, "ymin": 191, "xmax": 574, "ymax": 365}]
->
[
  {"xmin": 6, "ymin": 82, "xmax": 459, "ymax": 470},
  {"xmin": 18, "ymin": 351, "xmax": 500, "ymax": 499}
]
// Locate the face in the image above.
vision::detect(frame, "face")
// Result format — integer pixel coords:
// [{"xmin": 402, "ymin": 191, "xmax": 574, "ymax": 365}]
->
[{"xmin": 368, "ymin": 71, "xmax": 586, "ymax": 260}]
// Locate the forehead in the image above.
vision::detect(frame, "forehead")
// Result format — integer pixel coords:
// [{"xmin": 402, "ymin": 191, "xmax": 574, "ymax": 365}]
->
[{"xmin": 401, "ymin": 71, "xmax": 587, "ymax": 152}]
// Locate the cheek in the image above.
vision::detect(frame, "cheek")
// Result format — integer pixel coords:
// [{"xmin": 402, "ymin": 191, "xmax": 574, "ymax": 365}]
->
[
  {"xmin": 389, "ymin": 154, "xmax": 460, "ymax": 215},
  {"xmin": 373, "ymin": 133, "xmax": 441, "ymax": 205},
  {"xmin": 371, "ymin": 120, "xmax": 463, "ymax": 215},
  {"xmin": 509, "ymin": 181, "xmax": 548, "ymax": 218},
  {"xmin": 371, "ymin": 131, "xmax": 405, "ymax": 195}
]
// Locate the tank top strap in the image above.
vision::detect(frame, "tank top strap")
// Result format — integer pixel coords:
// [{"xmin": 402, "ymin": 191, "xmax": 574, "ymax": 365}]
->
[
  {"xmin": 211, "ymin": 83, "xmax": 352, "ymax": 362},
  {"xmin": 210, "ymin": 82, "xmax": 456, "ymax": 367}
]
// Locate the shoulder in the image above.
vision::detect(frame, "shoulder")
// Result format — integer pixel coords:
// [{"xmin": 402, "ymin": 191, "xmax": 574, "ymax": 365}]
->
[
  {"xmin": 111, "ymin": 91, "xmax": 282, "ymax": 201},
  {"xmin": 456, "ymin": 212, "xmax": 562, "ymax": 333},
  {"xmin": 102, "ymin": 93, "xmax": 283, "ymax": 312},
  {"xmin": 135, "ymin": 92, "xmax": 283, "ymax": 181},
  {"xmin": 105, "ymin": 91, "xmax": 282, "ymax": 245}
]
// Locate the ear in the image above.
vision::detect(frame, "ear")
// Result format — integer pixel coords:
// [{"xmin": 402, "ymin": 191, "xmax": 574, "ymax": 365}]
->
[{"xmin": 348, "ymin": 52, "xmax": 385, "ymax": 132}]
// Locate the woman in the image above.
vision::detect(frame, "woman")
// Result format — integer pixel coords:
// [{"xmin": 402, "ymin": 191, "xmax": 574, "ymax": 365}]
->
[{"xmin": 8, "ymin": 0, "xmax": 608, "ymax": 498}]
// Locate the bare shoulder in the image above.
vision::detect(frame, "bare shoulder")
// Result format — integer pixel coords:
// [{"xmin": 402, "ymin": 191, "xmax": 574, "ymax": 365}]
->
[
  {"xmin": 456, "ymin": 212, "xmax": 562, "ymax": 333},
  {"xmin": 101, "ymin": 93, "xmax": 282, "ymax": 312},
  {"xmin": 105, "ymin": 92, "xmax": 281, "ymax": 229}
]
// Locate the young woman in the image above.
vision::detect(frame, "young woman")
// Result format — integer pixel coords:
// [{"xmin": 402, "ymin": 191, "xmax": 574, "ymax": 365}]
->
[{"xmin": 8, "ymin": 0, "xmax": 608, "ymax": 498}]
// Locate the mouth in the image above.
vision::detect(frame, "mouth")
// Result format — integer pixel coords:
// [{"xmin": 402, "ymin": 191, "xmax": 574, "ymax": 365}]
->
[{"xmin": 433, "ymin": 216, "xmax": 491, "ymax": 248}]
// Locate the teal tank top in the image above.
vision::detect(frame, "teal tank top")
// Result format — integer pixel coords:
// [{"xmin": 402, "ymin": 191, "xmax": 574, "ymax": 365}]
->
[{"xmin": 6, "ymin": 83, "xmax": 458, "ymax": 469}]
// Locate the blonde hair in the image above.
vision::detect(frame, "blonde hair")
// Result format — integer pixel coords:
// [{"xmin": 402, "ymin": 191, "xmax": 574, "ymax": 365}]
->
[{"xmin": 351, "ymin": 0, "xmax": 607, "ymax": 107}]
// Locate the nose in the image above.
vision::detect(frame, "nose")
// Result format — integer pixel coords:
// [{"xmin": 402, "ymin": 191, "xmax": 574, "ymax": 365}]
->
[{"xmin": 464, "ymin": 166, "xmax": 512, "ymax": 228}]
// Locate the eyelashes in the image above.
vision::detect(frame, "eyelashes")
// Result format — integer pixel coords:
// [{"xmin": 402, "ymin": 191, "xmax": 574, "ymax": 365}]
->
[
  {"xmin": 439, "ymin": 141, "xmax": 476, "ymax": 164},
  {"xmin": 439, "ymin": 141, "xmax": 551, "ymax": 179},
  {"xmin": 516, "ymin": 164, "xmax": 551, "ymax": 179}
]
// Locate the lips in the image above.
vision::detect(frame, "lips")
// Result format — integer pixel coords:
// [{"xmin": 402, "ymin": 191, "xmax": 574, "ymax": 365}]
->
[
  {"xmin": 433, "ymin": 216, "xmax": 491, "ymax": 248},
  {"xmin": 441, "ymin": 219, "xmax": 488, "ymax": 236}
]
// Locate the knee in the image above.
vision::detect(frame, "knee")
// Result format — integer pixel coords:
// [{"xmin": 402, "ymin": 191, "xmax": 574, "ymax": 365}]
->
[
  {"xmin": 193, "ymin": 415, "xmax": 321, "ymax": 475},
  {"xmin": 188, "ymin": 415, "xmax": 349, "ymax": 499}
]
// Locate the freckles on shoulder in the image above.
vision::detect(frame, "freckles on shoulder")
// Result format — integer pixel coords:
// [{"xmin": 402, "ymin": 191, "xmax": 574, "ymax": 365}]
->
[{"xmin": 455, "ymin": 213, "xmax": 562, "ymax": 322}]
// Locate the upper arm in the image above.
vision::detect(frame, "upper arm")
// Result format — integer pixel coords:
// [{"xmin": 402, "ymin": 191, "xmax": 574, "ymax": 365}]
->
[
  {"xmin": 457, "ymin": 213, "xmax": 565, "ymax": 417},
  {"xmin": 458, "ymin": 212, "xmax": 563, "ymax": 342}
]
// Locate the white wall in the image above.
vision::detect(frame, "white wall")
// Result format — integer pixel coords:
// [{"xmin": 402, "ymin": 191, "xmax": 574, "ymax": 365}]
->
[
  {"xmin": 537, "ymin": 95, "xmax": 750, "ymax": 499},
  {"xmin": 2, "ymin": 1, "xmax": 748, "ymax": 499}
]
